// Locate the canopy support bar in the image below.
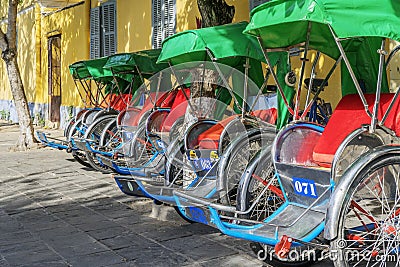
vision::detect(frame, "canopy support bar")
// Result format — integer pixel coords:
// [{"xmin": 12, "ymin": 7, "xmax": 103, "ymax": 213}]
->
[
  {"xmin": 249, "ymin": 68, "xmax": 271, "ymax": 112},
  {"xmin": 294, "ymin": 21, "xmax": 312, "ymax": 120},
  {"xmin": 371, "ymin": 39, "xmax": 386, "ymax": 132},
  {"xmin": 242, "ymin": 57, "xmax": 250, "ymax": 118},
  {"xmin": 205, "ymin": 49, "xmax": 243, "ymax": 113},
  {"xmin": 167, "ymin": 61, "xmax": 196, "ymax": 114},
  {"xmin": 305, "ymin": 51, "xmax": 321, "ymax": 108},
  {"xmin": 381, "ymin": 85, "xmax": 400, "ymax": 125},
  {"xmin": 329, "ymin": 25, "xmax": 372, "ymax": 118},
  {"xmin": 257, "ymin": 36, "xmax": 294, "ymax": 115},
  {"xmin": 300, "ymin": 55, "xmax": 342, "ymax": 121}
]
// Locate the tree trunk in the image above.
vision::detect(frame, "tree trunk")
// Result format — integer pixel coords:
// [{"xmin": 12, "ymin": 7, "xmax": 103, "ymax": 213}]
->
[
  {"xmin": 0, "ymin": 0, "xmax": 38, "ymax": 150},
  {"xmin": 197, "ymin": 0, "xmax": 235, "ymax": 27},
  {"xmin": 3, "ymin": 52, "xmax": 37, "ymax": 149}
]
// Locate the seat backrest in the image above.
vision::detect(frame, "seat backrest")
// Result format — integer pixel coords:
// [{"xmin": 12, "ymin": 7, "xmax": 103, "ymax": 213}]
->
[
  {"xmin": 312, "ymin": 93, "xmax": 394, "ymax": 167},
  {"xmin": 250, "ymin": 108, "xmax": 277, "ymax": 124},
  {"xmin": 110, "ymin": 94, "xmax": 132, "ymax": 111},
  {"xmin": 161, "ymin": 88, "xmax": 191, "ymax": 132},
  {"xmin": 120, "ymin": 92, "xmax": 159, "ymax": 126},
  {"xmin": 196, "ymin": 115, "xmax": 239, "ymax": 149}
]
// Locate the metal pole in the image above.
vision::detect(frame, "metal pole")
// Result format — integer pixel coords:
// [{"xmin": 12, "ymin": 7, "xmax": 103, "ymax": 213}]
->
[
  {"xmin": 294, "ymin": 22, "xmax": 312, "ymax": 120},
  {"xmin": 300, "ymin": 55, "xmax": 342, "ymax": 121},
  {"xmin": 205, "ymin": 49, "xmax": 243, "ymax": 112},
  {"xmin": 257, "ymin": 36, "xmax": 294, "ymax": 115},
  {"xmin": 305, "ymin": 51, "xmax": 321, "ymax": 108},
  {"xmin": 242, "ymin": 57, "xmax": 250, "ymax": 118},
  {"xmin": 167, "ymin": 61, "xmax": 196, "ymax": 113},
  {"xmin": 249, "ymin": 68, "xmax": 270, "ymax": 112},
  {"xmin": 328, "ymin": 25, "xmax": 372, "ymax": 117},
  {"xmin": 371, "ymin": 39, "xmax": 386, "ymax": 132}
]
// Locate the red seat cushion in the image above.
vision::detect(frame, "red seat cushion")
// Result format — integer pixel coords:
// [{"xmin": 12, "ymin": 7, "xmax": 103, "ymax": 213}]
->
[
  {"xmin": 197, "ymin": 115, "xmax": 239, "ymax": 149},
  {"xmin": 251, "ymin": 108, "xmax": 277, "ymax": 124},
  {"xmin": 161, "ymin": 88, "xmax": 191, "ymax": 132},
  {"xmin": 312, "ymin": 93, "xmax": 394, "ymax": 167},
  {"xmin": 381, "ymin": 95, "xmax": 400, "ymax": 136}
]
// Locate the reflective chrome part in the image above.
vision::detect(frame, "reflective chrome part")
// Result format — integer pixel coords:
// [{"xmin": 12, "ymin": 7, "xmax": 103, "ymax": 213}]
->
[{"xmin": 324, "ymin": 145, "xmax": 400, "ymax": 240}]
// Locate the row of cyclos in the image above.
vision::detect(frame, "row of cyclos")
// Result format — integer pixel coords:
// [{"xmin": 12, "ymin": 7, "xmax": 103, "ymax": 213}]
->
[{"xmin": 38, "ymin": 1, "xmax": 400, "ymax": 266}]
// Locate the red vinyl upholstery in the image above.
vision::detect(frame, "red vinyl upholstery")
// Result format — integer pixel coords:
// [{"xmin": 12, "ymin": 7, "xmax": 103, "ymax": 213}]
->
[
  {"xmin": 251, "ymin": 108, "xmax": 278, "ymax": 124},
  {"xmin": 161, "ymin": 88, "xmax": 190, "ymax": 132},
  {"xmin": 197, "ymin": 115, "xmax": 239, "ymax": 149},
  {"xmin": 313, "ymin": 93, "xmax": 395, "ymax": 167}
]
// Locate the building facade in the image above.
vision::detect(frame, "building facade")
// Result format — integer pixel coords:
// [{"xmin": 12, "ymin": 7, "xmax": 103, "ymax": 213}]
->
[
  {"xmin": 0, "ymin": 0, "xmax": 254, "ymax": 128},
  {"xmin": 1, "ymin": 0, "xmax": 398, "ymax": 128}
]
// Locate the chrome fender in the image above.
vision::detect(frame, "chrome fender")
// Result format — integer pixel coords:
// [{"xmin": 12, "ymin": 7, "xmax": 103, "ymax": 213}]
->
[
  {"xmin": 324, "ymin": 144, "xmax": 400, "ymax": 241},
  {"xmin": 216, "ymin": 128, "xmax": 262, "ymax": 192}
]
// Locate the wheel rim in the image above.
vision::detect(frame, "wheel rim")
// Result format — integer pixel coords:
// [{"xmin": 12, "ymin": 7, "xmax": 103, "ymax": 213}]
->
[{"xmin": 338, "ymin": 161, "xmax": 400, "ymax": 266}]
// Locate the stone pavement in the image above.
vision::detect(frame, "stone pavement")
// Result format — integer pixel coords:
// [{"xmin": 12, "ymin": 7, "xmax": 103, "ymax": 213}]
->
[
  {"xmin": 0, "ymin": 125, "xmax": 269, "ymax": 267},
  {"xmin": 0, "ymin": 124, "xmax": 334, "ymax": 267}
]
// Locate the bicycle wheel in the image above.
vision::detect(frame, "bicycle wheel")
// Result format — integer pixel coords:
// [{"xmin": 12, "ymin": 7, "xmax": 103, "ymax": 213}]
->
[
  {"xmin": 165, "ymin": 141, "xmax": 196, "ymax": 223},
  {"xmin": 100, "ymin": 118, "xmax": 120, "ymax": 149},
  {"xmin": 237, "ymin": 149, "xmax": 319, "ymax": 266},
  {"xmin": 331, "ymin": 154, "xmax": 400, "ymax": 267},
  {"xmin": 84, "ymin": 116, "xmax": 116, "ymax": 173},
  {"xmin": 220, "ymin": 131, "xmax": 268, "ymax": 208}
]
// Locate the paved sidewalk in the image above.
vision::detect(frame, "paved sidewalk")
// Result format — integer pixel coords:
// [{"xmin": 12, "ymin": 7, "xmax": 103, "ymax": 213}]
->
[{"xmin": 0, "ymin": 125, "xmax": 267, "ymax": 267}]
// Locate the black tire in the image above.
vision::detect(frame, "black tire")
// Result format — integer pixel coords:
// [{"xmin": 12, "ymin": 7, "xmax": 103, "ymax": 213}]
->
[
  {"xmin": 64, "ymin": 117, "xmax": 76, "ymax": 139},
  {"xmin": 166, "ymin": 141, "xmax": 196, "ymax": 224},
  {"xmin": 331, "ymin": 154, "xmax": 400, "ymax": 267},
  {"xmin": 125, "ymin": 123, "xmax": 154, "ymax": 167},
  {"xmin": 84, "ymin": 116, "xmax": 116, "ymax": 173},
  {"xmin": 221, "ymin": 131, "xmax": 274, "ymax": 208}
]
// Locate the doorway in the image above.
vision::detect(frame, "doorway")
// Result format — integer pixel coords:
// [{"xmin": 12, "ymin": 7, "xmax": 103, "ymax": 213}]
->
[{"xmin": 48, "ymin": 34, "xmax": 61, "ymax": 123}]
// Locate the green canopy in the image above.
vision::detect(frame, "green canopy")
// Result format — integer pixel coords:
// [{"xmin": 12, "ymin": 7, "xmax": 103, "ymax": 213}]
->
[
  {"xmin": 103, "ymin": 49, "xmax": 168, "ymax": 78},
  {"xmin": 245, "ymin": 0, "xmax": 397, "ymax": 127},
  {"xmin": 83, "ymin": 57, "xmax": 114, "ymax": 83},
  {"xmin": 157, "ymin": 21, "xmax": 265, "ymax": 65},
  {"xmin": 158, "ymin": 21, "xmax": 271, "ymax": 107},
  {"xmin": 245, "ymin": 0, "xmax": 400, "ymax": 57},
  {"xmin": 69, "ymin": 61, "xmax": 91, "ymax": 80}
]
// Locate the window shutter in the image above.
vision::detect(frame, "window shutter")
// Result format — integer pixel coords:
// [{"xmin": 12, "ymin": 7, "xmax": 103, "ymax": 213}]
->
[
  {"xmin": 102, "ymin": 1, "xmax": 116, "ymax": 56},
  {"xmin": 164, "ymin": 0, "xmax": 176, "ymax": 39},
  {"xmin": 249, "ymin": 0, "xmax": 270, "ymax": 11},
  {"xmin": 152, "ymin": 0, "xmax": 162, "ymax": 48},
  {"xmin": 152, "ymin": 0, "xmax": 175, "ymax": 49},
  {"xmin": 90, "ymin": 7, "xmax": 101, "ymax": 59}
]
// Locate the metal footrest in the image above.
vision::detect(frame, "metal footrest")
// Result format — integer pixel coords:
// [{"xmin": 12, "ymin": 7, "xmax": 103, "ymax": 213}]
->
[
  {"xmin": 113, "ymin": 175, "xmax": 148, "ymax": 197},
  {"xmin": 36, "ymin": 131, "xmax": 69, "ymax": 150}
]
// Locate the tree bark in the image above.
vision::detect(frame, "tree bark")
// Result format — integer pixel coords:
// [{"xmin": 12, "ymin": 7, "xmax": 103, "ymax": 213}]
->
[
  {"xmin": 0, "ymin": 0, "xmax": 38, "ymax": 150},
  {"xmin": 197, "ymin": 0, "xmax": 235, "ymax": 27}
]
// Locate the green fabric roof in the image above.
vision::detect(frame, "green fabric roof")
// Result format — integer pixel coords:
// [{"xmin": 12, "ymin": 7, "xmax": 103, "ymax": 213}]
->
[
  {"xmin": 245, "ymin": 0, "xmax": 400, "ymax": 58},
  {"xmin": 83, "ymin": 57, "xmax": 113, "ymax": 82},
  {"xmin": 157, "ymin": 21, "xmax": 265, "ymax": 65},
  {"xmin": 103, "ymin": 49, "xmax": 168, "ymax": 78},
  {"xmin": 69, "ymin": 61, "xmax": 91, "ymax": 80}
]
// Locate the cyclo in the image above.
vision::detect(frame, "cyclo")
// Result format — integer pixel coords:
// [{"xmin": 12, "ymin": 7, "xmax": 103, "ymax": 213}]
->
[
  {"xmin": 172, "ymin": 0, "xmax": 400, "ymax": 266},
  {"xmin": 36, "ymin": 56, "xmax": 132, "ymax": 167},
  {"xmin": 113, "ymin": 22, "xmax": 281, "ymax": 206}
]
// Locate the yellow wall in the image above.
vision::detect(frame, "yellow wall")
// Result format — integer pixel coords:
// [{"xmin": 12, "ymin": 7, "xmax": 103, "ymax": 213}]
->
[
  {"xmin": 0, "ymin": 4, "xmax": 37, "ymax": 103},
  {"xmin": 117, "ymin": 0, "xmax": 152, "ymax": 52},
  {"xmin": 40, "ymin": 2, "xmax": 90, "ymax": 107},
  {"xmin": 293, "ymin": 52, "xmax": 342, "ymax": 110},
  {"xmin": 1, "ymin": 0, "xmax": 398, "ymax": 114}
]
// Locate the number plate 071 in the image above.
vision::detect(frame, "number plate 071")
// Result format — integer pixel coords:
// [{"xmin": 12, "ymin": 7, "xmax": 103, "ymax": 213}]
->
[{"xmin": 292, "ymin": 177, "xmax": 318, "ymax": 198}]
